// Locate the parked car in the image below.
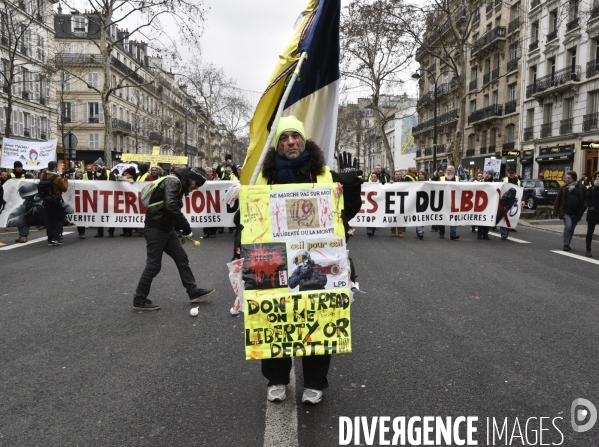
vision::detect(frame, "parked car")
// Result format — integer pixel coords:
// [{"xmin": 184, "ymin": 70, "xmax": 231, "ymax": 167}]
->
[{"xmin": 521, "ymin": 179, "xmax": 561, "ymax": 209}]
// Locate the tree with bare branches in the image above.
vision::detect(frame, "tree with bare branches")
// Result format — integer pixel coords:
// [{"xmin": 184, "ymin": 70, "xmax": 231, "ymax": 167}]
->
[
  {"xmin": 340, "ymin": 0, "xmax": 416, "ymax": 172},
  {"xmin": 55, "ymin": 0, "xmax": 206, "ymax": 164}
]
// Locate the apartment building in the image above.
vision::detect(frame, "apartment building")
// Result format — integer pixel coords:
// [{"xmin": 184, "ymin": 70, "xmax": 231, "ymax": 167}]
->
[
  {"xmin": 414, "ymin": 1, "xmax": 525, "ymax": 177},
  {"xmin": 0, "ymin": 0, "xmax": 57, "ymax": 154},
  {"xmin": 54, "ymin": 9, "xmax": 215, "ymax": 169},
  {"xmin": 521, "ymin": 0, "xmax": 599, "ymax": 183}
]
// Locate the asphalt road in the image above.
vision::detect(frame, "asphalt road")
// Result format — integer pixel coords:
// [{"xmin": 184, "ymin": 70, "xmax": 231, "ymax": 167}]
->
[{"xmin": 1, "ymin": 224, "xmax": 598, "ymax": 447}]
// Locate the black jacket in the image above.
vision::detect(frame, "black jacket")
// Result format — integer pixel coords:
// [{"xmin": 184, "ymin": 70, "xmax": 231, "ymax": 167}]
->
[
  {"xmin": 587, "ymin": 186, "xmax": 599, "ymax": 224},
  {"xmin": 554, "ymin": 182, "xmax": 586, "ymax": 220},
  {"xmin": 144, "ymin": 171, "xmax": 190, "ymax": 231}
]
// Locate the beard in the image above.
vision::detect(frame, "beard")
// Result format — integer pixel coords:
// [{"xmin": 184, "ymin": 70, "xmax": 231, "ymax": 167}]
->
[{"xmin": 445, "ymin": 173, "xmax": 455, "ymax": 180}]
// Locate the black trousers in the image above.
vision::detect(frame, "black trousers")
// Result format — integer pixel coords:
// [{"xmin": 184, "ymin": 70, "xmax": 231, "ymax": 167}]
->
[
  {"xmin": 261, "ymin": 355, "xmax": 331, "ymax": 391},
  {"xmin": 44, "ymin": 200, "xmax": 64, "ymax": 243},
  {"xmin": 586, "ymin": 223, "xmax": 596, "ymax": 250},
  {"xmin": 96, "ymin": 227, "xmax": 115, "ymax": 235},
  {"xmin": 133, "ymin": 226, "xmax": 200, "ymax": 305}
]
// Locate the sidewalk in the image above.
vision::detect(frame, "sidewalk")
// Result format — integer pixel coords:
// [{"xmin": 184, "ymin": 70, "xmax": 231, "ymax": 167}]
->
[{"xmin": 518, "ymin": 217, "xmax": 599, "ymax": 241}]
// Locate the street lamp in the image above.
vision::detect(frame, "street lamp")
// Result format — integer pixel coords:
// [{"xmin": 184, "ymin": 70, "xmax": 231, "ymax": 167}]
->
[{"xmin": 412, "ymin": 68, "xmax": 440, "ymax": 173}]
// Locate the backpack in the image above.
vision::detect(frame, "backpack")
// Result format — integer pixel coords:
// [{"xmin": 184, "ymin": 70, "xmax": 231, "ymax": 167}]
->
[
  {"xmin": 38, "ymin": 174, "xmax": 58, "ymax": 201},
  {"xmin": 141, "ymin": 175, "xmax": 181, "ymax": 208}
]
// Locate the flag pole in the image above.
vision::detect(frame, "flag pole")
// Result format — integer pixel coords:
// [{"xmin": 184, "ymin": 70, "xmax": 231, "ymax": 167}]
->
[{"xmin": 249, "ymin": 52, "xmax": 309, "ymax": 185}]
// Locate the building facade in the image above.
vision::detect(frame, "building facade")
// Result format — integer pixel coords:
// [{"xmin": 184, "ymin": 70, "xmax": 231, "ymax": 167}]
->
[
  {"xmin": 521, "ymin": 0, "xmax": 599, "ymax": 183},
  {"xmin": 414, "ymin": 1, "xmax": 526, "ymax": 177},
  {"xmin": 0, "ymin": 0, "xmax": 57, "ymax": 161},
  {"xmin": 54, "ymin": 10, "xmax": 217, "ymax": 170}
]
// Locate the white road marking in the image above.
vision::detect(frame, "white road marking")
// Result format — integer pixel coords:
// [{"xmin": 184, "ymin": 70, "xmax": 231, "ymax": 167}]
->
[
  {"xmin": 550, "ymin": 250, "xmax": 599, "ymax": 265},
  {"xmin": 263, "ymin": 359, "xmax": 299, "ymax": 447},
  {"xmin": 0, "ymin": 232, "xmax": 75, "ymax": 250},
  {"xmin": 487, "ymin": 232, "xmax": 531, "ymax": 243}
]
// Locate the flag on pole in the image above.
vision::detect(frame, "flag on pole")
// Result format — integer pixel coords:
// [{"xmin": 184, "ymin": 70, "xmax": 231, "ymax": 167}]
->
[{"xmin": 239, "ymin": 0, "xmax": 341, "ymax": 185}]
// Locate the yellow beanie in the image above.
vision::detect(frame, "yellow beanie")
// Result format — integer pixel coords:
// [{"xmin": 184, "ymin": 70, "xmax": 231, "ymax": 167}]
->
[{"xmin": 274, "ymin": 116, "xmax": 306, "ymax": 146}]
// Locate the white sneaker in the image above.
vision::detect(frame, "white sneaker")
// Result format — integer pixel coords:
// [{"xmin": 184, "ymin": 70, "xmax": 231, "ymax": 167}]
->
[
  {"xmin": 302, "ymin": 388, "xmax": 323, "ymax": 404},
  {"xmin": 267, "ymin": 385, "xmax": 286, "ymax": 402}
]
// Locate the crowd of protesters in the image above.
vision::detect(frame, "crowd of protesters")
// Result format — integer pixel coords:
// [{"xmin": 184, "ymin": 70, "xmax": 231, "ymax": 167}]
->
[{"xmin": 0, "ymin": 155, "xmax": 244, "ymax": 245}]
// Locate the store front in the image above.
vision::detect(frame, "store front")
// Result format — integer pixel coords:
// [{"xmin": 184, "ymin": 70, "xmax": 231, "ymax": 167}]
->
[
  {"xmin": 536, "ymin": 144, "xmax": 574, "ymax": 185},
  {"xmin": 461, "ymin": 156, "xmax": 486, "ymax": 177},
  {"xmin": 520, "ymin": 150, "xmax": 534, "ymax": 179},
  {"xmin": 580, "ymin": 141, "xmax": 599, "ymax": 176}
]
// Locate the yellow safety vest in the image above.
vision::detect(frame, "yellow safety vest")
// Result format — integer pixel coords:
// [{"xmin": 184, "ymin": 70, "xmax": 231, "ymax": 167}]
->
[
  {"xmin": 255, "ymin": 166, "xmax": 333, "ymax": 185},
  {"xmin": 136, "ymin": 172, "xmax": 149, "ymax": 182},
  {"xmin": 439, "ymin": 176, "xmax": 460, "ymax": 182},
  {"xmin": 503, "ymin": 177, "xmax": 521, "ymax": 186}
]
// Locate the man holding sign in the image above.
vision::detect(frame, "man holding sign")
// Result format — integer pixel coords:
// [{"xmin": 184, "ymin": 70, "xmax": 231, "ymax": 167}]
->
[{"xmin": 241, "ymin": 116, "xmax": 361, "ymax": 405}]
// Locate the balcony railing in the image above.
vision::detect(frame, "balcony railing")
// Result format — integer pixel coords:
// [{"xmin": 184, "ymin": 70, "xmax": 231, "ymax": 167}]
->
[
  {"xmin": 507, "ymin": 58, "xmax": 519, "ymax": 72},
  {"xmin": 39, "ymin": 97, "xmax": 45, "ymax": 105},
  {"xmin": 416, "ymin": 91, "xmax": 435, "ymax": 108},
  {"xmin": 466, "ymin": 148, "xmax": 475, "ymax": 156},
  {"xmin": 491, "ymin": 67, "xmax": 500, "ymax": 80},
  {"xmin": 424, "ymin": 148, "xmax": 432, "ymax": 156},
  {"xmin": 546, "ymin": 30, "xmax": 558, "ymax": 42},
  {"xmin": 479, "ymin": 146, "xmax": 486, "ymax": 154},
  {"xmin": 586, "ymin": 60, "xmax": 599, "ymax": 78},
  {"xmin": 111, "ymin": 118, "xmax": 132, "ymax": 132},
  {"xmin": 89, "ymin": 117, "xmax": 99, "ymax": 123},
  {"xmin": 40, "ymin": 132, "xmax": 46, "ymax": 140},
  {"xmin": 436, "ymin": 144, "xmax": 446, "ymax": 154},
  {"xmin": 22, "ymin": 91, "xmax": 29, "ymax": 100},
  {"xmin": 526, "ymin": 66, "xmax": 581, "ymax": 97},
  {"xmin": 467, "ymin": 103, "xmax": 503, "ymax": 125},
  {"xmin": 502, "ymin": 142, "xmax": 515, "ymax": 151},
  {"xmin": 416, "ymin": 149, "xmax": 422, "ymax": 158},
  {"xmin": 24, "ymin": 128, "xmax": 30, "ymax": 137},
  {"xmin": 560, "ymin": 118, "xmax": 573, "ymax": 134},
  {"xmin": 471, "ymin": 26, "xmax": 506, "ymax": 56},
  {"xmin": 531, "ymin": 0, "xmax": 541, "ymax": 8},
  {"xmin": 505, "ymin": 99, "xmax": 517, "ymax": 114},
  {"xmin": 583, "ymin": 113, "xmax": 599, "ymax": 132},
  {"xmin": 566, "ymin": 18, "xmax": 579, "ymax": 31},
  {"xmin": 508, "ymin": 17, "xmax": 520, "ymax": 34},
  {"xmin": 592, "ymin": 7, "xmax": 599, "ymax": 19},
  {"xmin": 483, "ymin": 72, "xmax": 491, "ymax": 85},
  {"xmin": 469, "ymin": 78, "xmax": 478, "ymax": 92},
  {"xmin": 529, "ymin": 41, "xmax": 539, "ymax": 52},
  {"xmin": 540, "ymin": 122, "xmax": 552, "ymax": 138},
  {"xmin": 488, "ymin": 144, "xmax": 496, "ymax": 154},
  {"xmin": 523, "ymin": 126, "xmax": 534, "ymax": 141},
  {"xmin": 411, "ymin": 109, "xmax": 459, "ymax": 134},
  {"xmin": 55, "ymin": 54, "xmax": 105, "ymax": 64}
]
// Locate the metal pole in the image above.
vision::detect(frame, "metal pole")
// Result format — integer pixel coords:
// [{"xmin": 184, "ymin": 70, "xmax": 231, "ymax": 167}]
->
[{"xmin": 432, "ymin": 76, "xmax": 438, "ymax": 173}]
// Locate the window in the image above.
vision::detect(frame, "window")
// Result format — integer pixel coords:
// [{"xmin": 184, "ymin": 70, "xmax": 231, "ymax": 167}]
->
[
  {"xmin": 506, "ymin": 124, "xmax": 515, "ymax": 143},
  {"xmin": 509, "ymin": 43, "xmax": 519, "ymax": 61},
  {"xmin": 549, "ymin": 10, "xmax": 558, "ymax": 31},
  {"xmin": 568, "ymin": 48, "xmax": 577, "ymax": 70},
  {"xmin": 481, "ymin": 130, "xmax": 487, "ymax": 147},
  {"xmin": 570, "ymin": 0, "xmax": 579, "ymax": 19},
  {"xmin": 492, "ymin": 91, "xmax": 498, "ymax": 105},
  {"xmin": 471, "ymin": 66, "xmax": 478, "ymax": 80},
  {"xmin": 508, "ymin": 83, "xmax": 517, "ymax": 101},
  {"xmin": 470, "ymin": 99, "xmax": 477, "ymax": 114},
  {"xmin": 490, "ymin": 129, "xmax": 497, "ymax": 146},
  {"xmin": 543, "ymin": 104, "xmax": 553, "ymax": 124},
  {"xmin": 89, "ymin": 133, "xmax": 100, "ymax": 150},
  {"xmin": 72, "ymin": 16, "xmax": 87, "ymax": 32},
  {"xmin": 87, "ymin": 72, "xmax": 98, "ymax": 91},
  {"xmin": 468, "ymin": 134, "xmax": 475, "ymax": 150},
  {"xmin": 511, "ymin": 3, "xmax": 520, "ymax": 20},
  {"xmin": 526, "ymin": 108, "xmax": 534, "ymax": 127},
  {"xmin": 0, "ymin": 107, "xmax": 4, "ymax": 134},
  {"xmin": 564, "ymin": 98, "xmax": 574, "ymax": 119},
  {"xmin": 588, "ymin": 91, "xmax": 599, "ymax": 114},
  {"xmin": 84, "ymin": 102, "xmax": 103, "ymax": 123},
  {"xmin": 21, "ymin": 68, "xmax": 29, "ymax": 94},
  {"xmin": 548, "ymin": 58, "xmax": 556, "ymax": 77},
  {"xmin": 531, "ymin": 21, "xmax": 539, "ymax": 42},
  {"xmin": 483, "ymin": 94, "xmax": 490, "ymax": 107},
  {"xmin": 36, "ymin": 35, "xmax": 45, "ymax": 61}
]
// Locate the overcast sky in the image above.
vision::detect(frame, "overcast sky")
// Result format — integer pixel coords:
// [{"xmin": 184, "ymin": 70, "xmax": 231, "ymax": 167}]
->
[{"xmin": 200, "ymin": 0, "xmax": 352, "ymax": 93}]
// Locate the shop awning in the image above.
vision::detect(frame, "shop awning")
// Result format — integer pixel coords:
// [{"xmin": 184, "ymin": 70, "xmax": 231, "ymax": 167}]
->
[
  {"xmin": 536, "ymin": 153, "xmax": 574, "ymax": 163},
  {"xmin": 461, "ymin": 157, "xmax": 486, "ymax": 169}
]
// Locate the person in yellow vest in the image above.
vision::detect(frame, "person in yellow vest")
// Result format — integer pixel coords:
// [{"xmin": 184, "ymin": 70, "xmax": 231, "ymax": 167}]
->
[
  {"xmin": 10, "ymin": 161, "xmax": 26, "ymax": 179},
  {"xmin": 237, "ymin": 116, "xmax": 362, "ymax": 406},
  {"xmin": 439, "ymin": 165, "xmax": 460, "ymax": 240},
  {"xmin": 136, "ymin": 163, "xmax": 154, "ymax": 182},
  {"xmin": 83, "ymin": 164, "xmax": 94, "ymax": 180}
]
